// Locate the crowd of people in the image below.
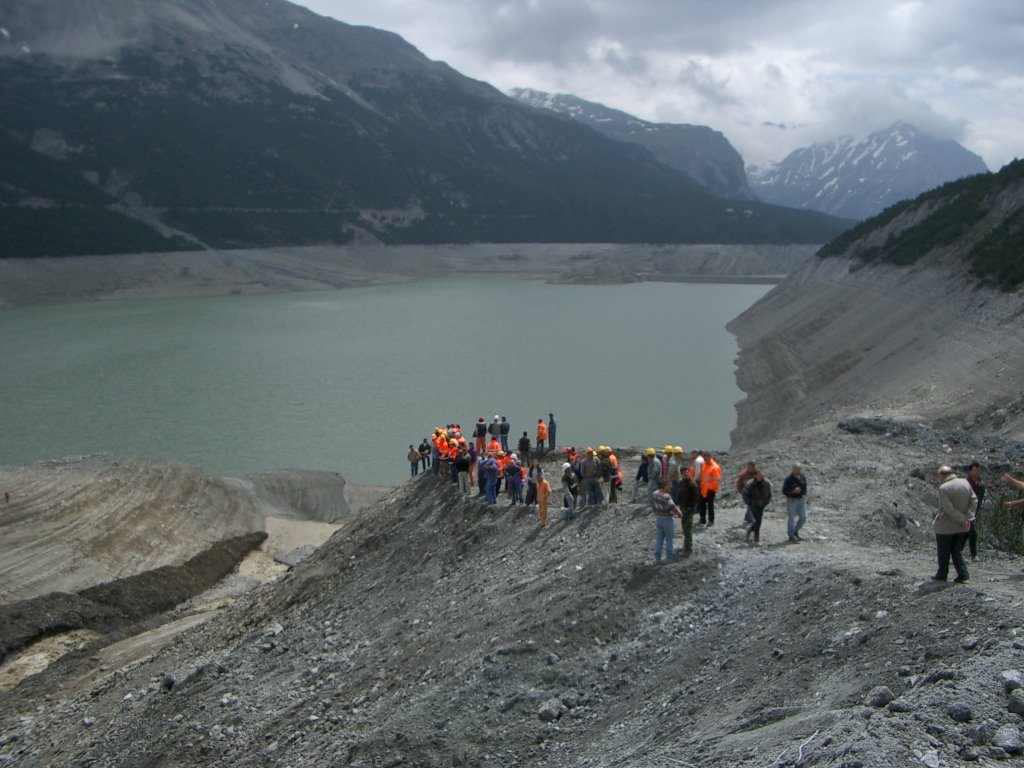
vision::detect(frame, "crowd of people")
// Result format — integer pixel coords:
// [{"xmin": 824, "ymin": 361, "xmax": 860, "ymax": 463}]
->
[{"xmin": 404, "ymin": 423, "xmax": 1024, "ymax": 574}]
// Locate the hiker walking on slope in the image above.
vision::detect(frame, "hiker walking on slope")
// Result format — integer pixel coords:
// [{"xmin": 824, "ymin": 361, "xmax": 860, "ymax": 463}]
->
[
  {"xmin": 735, "ymin": 461, "xmax": 757, "ymax": 527},
  {"xmin": 651, "ymin": 479, "xmax": 682, "ymax": 564},
  {"xmin": 782, "ymin": 463, "xmax": 808, "ymax": 543},
  {"xmin": 743, "ymin": 469, "xmax": 772, "ymax": 545}
]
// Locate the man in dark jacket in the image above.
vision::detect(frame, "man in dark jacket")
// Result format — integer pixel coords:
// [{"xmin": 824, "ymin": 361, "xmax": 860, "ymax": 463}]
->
[
  {"xmin": 499, "ymin": 416, "xmax": 511, "ymax": 452},
  {"xmin": 742, "ymin": 470, "xmax": 772, "ymax": 544},
  {"xmin": 961, "ymin": 462, "xmax": 985, "ymax": 561},
  {"xmin": 517, "ymin": 432, "xmax": 531, "ymax": 465},
  {"xmin": 782, "ymin": 463, "xmax": 808, "ymax": 543},
  {"xmin": 677, "ymin": 473, "xmax": 700, "ymax": 555}
]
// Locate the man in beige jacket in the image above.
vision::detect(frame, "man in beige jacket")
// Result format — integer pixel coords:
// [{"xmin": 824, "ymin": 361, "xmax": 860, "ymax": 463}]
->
[{"xmin": 933, "ymin": 466, "xmax": 977, "ymax": 583}]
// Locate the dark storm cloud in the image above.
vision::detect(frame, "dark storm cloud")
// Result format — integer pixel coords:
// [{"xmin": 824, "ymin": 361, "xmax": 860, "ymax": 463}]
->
[{"xmin": 300, "ymin": 0, "xmax": 1023, "ymax": 167}]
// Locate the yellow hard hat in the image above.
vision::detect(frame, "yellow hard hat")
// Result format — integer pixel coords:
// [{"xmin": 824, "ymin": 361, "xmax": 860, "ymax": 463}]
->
[
  {"xmin": 645, "ymin": 448, "xmax": 656, "ymax": 456},
  {"xmin": 674, "ymin": 446, "xmax": 683, "ymax": 454},
  {"xmin": 663, "ymin": 445, "xmax": 673, "ymax": 453}
]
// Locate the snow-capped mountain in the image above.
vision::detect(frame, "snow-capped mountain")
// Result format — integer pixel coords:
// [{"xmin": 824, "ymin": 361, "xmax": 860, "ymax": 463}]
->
[
  {"xmin": 510, "ymin": 88, "xmax": 755, "ymax": 200},
  {"xmin": 749, "ymin": 122, "xmax": 989, "ymax": 220}
]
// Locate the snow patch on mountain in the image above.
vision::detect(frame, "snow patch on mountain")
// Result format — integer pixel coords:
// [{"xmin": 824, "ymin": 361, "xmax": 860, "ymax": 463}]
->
[{"xmin": 749, "ymin": 122, "xmax": 988, "ymax": 220}]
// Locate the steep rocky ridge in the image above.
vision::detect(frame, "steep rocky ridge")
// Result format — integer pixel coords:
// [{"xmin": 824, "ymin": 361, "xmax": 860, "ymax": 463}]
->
[
  {"xmin": 730, "ymin": 161, "xmax": 1024, "ymax": 448},
  {"xmin": 729, "ymin": 255, "xmax": 1024, "ymax": 448},
  {"xmin": 4, "ymin": 434, "xmax": 1024, "ymax": 767}
]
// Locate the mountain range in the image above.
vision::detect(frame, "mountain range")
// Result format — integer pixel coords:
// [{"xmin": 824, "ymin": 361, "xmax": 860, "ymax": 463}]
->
[
  {"xmin": 0, "ymin": 0, "xmax": 846, "ymax": 258},
  {"xmin": 749, "ymin": 122, "xmax": 989, "ymax": 220},
  {"xmin": 508, "ymin": 88, "xmax": 756, "ymax": 201}
]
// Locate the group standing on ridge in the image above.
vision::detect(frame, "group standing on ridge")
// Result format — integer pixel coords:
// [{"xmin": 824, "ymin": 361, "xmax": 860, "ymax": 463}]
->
[{"xmin": 402, "ymin": 422, "xmax": 1024, "ymax": 580}]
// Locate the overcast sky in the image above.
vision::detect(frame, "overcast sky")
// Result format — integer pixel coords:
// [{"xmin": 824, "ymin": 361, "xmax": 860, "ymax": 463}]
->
[{"xmin": 296, "ymin": 0, "xmax": 1021, "ymax": 170}]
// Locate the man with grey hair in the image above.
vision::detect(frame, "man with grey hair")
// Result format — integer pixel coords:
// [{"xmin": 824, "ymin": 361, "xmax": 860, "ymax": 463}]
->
[
  {"xmin": 933, "ymin": 465, "xmax": 976, "ymax": 583},
  {"xmin": 782, "ymin": 463, "xmax": 808, "ymax": 543}
]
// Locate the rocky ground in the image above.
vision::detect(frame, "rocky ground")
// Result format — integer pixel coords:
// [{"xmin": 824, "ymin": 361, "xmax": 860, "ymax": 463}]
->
[{"xmin": 2, "ymin": 416, "xmax": 1024, "ymax": 767}]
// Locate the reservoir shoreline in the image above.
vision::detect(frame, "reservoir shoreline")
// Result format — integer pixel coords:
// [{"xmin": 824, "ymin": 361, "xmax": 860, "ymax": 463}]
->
[{"xmin": 0, "ymin": 242, "xmax": 817, "ymax": 309}]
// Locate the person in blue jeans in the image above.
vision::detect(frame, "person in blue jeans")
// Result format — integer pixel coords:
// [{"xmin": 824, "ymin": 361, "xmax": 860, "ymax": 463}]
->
[
  {"xmin": 481, "ymin": 455, "xmax": 499, "ymax": 505},
  {"xmin": 407, "ymin": 445, "xmax": 421, "ymax": 477},
  {"xmin": 548, "ymin": 413, "xmax": 557, "ymax": 451},
  {"xmin": 651, "ymin": 480, "xmax": 682, "ymax": 564},
  {"xmin": 782, "ymin": 463, "xmax": 808, "ymax": 543}
]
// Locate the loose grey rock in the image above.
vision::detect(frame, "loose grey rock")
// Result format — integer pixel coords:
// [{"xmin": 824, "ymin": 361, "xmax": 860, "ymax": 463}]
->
[
  {"xmin": 865, "ymin": 686, "xmax": 895, "ymax": 708},
  {"xmin": 962, "ymin": 636, "xmax": 981, "ymax": 650},
  {"xmin": 994, "ymin": 725, "xmax": 1024, "ymax": 754},
  {"xmin": 1008, "ymin": 689, "xmax": 1024, "ymax": 716},
  {"xmin": 919, "ymin": 750, "xmax": 940, "ymax": 768},
  {"xmin": 947, "ymin": 703, "xmax": 973, "ymax": 723},
  {"xmin": 887, "ymin": 700, "xmax": 913, "ymax": 713},
  {"xmin": 275, "ymin": 545, "xmax": 317, "ymax": 568},
  {"xmin": 538, "ymin": 698, "xmax": 566, "ymax": 722},
  {"xmin": 1000, "ymin": 670, "xmax": 1024, "ymax": 693}
]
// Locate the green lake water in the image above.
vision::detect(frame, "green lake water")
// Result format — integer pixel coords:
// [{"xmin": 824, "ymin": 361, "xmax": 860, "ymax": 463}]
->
[{"xmin": 0, "ymin": 278, "xmax": 770, "ymax": 485}]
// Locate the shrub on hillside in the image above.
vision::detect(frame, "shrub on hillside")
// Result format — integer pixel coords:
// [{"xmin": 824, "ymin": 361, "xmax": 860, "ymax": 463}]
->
[{"xmin": 978, "ymin": 493, "xmax": 1024, "ymax": 555}]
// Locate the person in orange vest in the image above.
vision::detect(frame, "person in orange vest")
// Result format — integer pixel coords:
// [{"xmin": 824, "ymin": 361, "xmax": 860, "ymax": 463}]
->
[
  {"xmin": 495, "ymin": 451, "xmax": 507, "ymax": 495},
  {"xmin": 537, "ymin": 475, "xmax": 552, "ymax": 527},
  {"xmin": 433, "ymin": 430, "xmax": 448, "ymax": 476},
  {"xmin": 487, "ymin": 436, "xmax": 501, "ymax": 457},
  {"xmin": 699, "ymin": 451, "xmax": 722, "ymax": 526},
  {"xmin": 448, "ymin": 439, "xmax": 460, "ymax": 484},
  {"xmin": 536, "ymin": 419, "xmax": 548, "ymax": 455}
]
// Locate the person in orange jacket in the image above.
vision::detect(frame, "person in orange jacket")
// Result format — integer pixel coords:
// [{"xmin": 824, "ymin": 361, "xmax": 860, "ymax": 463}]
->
[
  {"xmin": 448, "ymin": 439, "xmax": 460, "ymax": 483},
  {"xmin": 536, "ymin": 419, "xmax": 548, "ymax": 455},
  {"xmin": 537, "ymin": 475, "xmax": 551, "ymax": 527},
  {"xmin": 699, "ymin": 452, "xmax": 722, "ymax": 526},
  {"xmin": 487, "ymin": 437, "xmax": 501, "ymax": 457},
  {"xmin": 434, "ymin": 431, "xmax": 449, "ymax": 476}
]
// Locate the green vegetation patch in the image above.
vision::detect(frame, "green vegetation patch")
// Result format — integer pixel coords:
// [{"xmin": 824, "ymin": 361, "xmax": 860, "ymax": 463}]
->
[
  {"xmin": 818, "ymin": 159, "xmax": 1024, "ymax": 288},
  {"xmin": 968, "ymin": 208, "xmax": 1024, "ymax": 289}
]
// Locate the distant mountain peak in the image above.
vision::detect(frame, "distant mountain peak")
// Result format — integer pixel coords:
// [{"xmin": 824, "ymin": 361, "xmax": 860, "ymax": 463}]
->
[
  {"xmin": 749, "ymin": 123, "xmax": 988, "ymax": 220},
  {"xmin": 508, "ymin": 88, "xmax": 757, "ymax": 200}
]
